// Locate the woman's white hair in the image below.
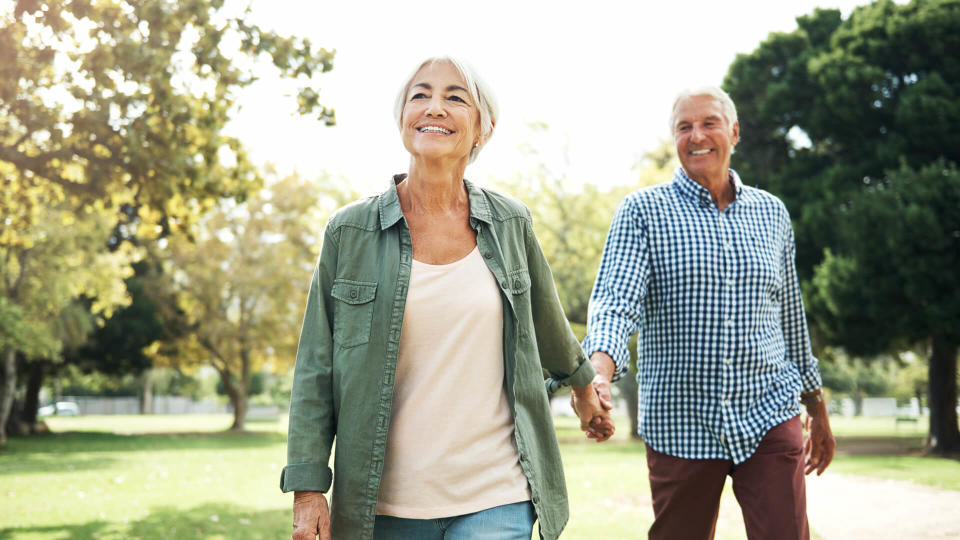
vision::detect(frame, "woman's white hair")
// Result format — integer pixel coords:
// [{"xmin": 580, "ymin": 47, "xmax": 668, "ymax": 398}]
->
[
  {"xmin": 393, "ymin": 56, "xmax": 499, "ymax": 164},
  {"xmin": 670, "ymin": 86, "xmax": 739, "ymax": 134}
]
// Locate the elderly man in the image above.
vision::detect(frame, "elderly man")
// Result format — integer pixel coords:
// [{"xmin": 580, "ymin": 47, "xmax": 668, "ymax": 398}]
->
[{"xmin": 578, "ymin": 87, "xmax": 835, "ymax": 539}]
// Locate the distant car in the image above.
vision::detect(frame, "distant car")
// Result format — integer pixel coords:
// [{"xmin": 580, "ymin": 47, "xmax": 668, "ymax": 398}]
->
[{"xmin": 37, "ymin": 401, "xmax": 80, "ymax": 416}]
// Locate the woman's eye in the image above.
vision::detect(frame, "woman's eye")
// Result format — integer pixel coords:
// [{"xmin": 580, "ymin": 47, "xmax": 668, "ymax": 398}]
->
[
  {"xmin": 448, "ymin": 95, "xmax": 466, "ymax": 103},
  {"xmin": 411, "ymin": 93, "xmax": 428, "ymax": 100}
]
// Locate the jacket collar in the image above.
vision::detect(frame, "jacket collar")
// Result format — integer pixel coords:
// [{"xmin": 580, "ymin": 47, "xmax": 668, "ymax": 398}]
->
[
  {"xmin": 378, "ymin": 174, "xmax": 493, "ymax": 230},
  {"xmin": 672, "ymin": 167, "xmax": 744, "ymax": 208}
]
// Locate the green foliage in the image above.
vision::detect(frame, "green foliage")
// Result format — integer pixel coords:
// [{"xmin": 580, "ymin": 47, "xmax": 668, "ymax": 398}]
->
[
  {"xmin": 818, "ymin": 352, "xmax": 894, "ymax": 397},
  {"xmin": 0, "ymin": 0, "xmax": 336, "ymax": 441},
  {"xmin": 810, "ymin": 160, "xmax": 960, "ymax": 354},
  {"xmin": 0, "ymin": 0, "xmax": 336, "ymax": 231}
]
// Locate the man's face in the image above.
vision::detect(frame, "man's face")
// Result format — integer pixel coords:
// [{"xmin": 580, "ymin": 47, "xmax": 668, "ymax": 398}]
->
[{"xmin": 673, "ymin": 95, "xmax": 739, "ymax": 183}]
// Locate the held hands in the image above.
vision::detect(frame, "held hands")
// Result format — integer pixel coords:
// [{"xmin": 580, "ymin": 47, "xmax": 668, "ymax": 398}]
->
[
  {"xmin": 802, "ymin": 396, "xmax": 836, "ymax": 476},
  {"xmin": 570, "ymin": 374, "xmax": 615, "ymax": 442},
  {"xmin": 292, "ymin": 491, "xmax": 331, "ymax": 540}
]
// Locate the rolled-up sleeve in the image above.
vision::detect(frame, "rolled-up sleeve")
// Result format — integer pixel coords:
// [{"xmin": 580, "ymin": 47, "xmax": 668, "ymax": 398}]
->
[
  {"xmin": 780, "ymin": 219, "xmax": 822, "ymax": 394},
  {"xmin": 281, "ymin": 227, "xmax": 338, "ymax": 493},
  {"xmin": 523, "ymin": 209, "xmax": 596, "ymax": 387},
  {"xmin": 582, "ymin": 196, "xmax": 649, "ymax": 382}
]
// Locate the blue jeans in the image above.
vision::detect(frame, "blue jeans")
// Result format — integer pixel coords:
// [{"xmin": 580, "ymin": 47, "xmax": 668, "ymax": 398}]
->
[{"xmin": 374, "ymin": 501, "xmax": 535, "ymax": 539}]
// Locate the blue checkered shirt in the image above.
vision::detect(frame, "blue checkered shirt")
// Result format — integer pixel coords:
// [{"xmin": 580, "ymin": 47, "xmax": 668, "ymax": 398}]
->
[{"xmin": 582, "ymin": 168, "xmax": 822, "ymax": 464}]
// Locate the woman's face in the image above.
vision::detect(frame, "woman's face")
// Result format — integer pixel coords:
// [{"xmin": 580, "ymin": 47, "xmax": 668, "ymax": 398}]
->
[{"xmin": 400, "ymin": 61, "xmax": 480, "ymax": 165}]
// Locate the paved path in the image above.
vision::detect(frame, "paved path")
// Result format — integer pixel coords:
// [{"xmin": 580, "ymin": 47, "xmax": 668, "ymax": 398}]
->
[{"xmin": 805, "ymin": 472, "xmax": 960, "ymax": 539}]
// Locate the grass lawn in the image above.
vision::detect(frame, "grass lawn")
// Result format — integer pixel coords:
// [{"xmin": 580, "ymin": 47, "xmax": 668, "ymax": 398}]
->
[{"xmin": 0, "ymin": 413, "xmax": 957, "ymax": 539}]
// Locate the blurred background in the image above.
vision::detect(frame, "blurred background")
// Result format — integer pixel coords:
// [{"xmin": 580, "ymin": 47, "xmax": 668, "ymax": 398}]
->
[{"xmin": 1, "ymin": 0, "xmax": 958, "ymax": 538}]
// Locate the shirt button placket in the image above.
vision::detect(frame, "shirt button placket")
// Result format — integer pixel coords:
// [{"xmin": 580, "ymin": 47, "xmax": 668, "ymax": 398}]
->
[{"xmin": 717, "ymin": 210, "xmax": 735, "ymax": 453}]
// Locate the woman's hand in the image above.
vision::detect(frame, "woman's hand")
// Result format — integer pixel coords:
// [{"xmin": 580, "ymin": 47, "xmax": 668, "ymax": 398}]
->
[
  {"xmin": 292, "ymin": 491, "xmax": 331, "ymax": 540},
  {"xmin": 570, "ymin": 377, "xmax": 616, "ymax": 442}
]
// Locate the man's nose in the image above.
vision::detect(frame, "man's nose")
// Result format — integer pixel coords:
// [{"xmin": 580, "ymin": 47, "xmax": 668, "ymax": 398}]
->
[{"xmin": 691, "ymin": 125, "xmax": 705, "ymax": 142}]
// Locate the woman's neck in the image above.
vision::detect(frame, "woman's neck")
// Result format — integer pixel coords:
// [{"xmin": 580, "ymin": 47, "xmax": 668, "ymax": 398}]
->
[{"xmin": 400, "ymin": 158, "xmax": 469, "ymax": 213}]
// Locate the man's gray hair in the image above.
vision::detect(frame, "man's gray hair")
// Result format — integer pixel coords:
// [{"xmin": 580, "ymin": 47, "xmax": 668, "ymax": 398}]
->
[
  {"xmin": 393, "ymin": 56, "xmax": 499, "ymax": 164},
  {"xmin": 670, "ymin": 86, "xmax": 738, "ymax": 134}
]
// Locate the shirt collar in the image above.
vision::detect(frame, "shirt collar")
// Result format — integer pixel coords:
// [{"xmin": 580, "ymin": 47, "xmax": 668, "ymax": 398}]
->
[
  {"xmin": 378, "ymin": 174, "xmax": 493, "ymax": 230},
  {"xmin": 672, "ymin": 167, "xmax": 744, "ymax": 208}
]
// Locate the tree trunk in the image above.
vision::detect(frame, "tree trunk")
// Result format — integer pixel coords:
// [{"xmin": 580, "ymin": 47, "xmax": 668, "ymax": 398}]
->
[
  {"xmin": 853, "ymin": 389, "xmax": 864, "ymax": 416},
  {"xmin": 616, "ymin": 372, "xmax": 642, "ymax": 440},
  {"xmin": 21, "ymin": 361, "xmax": 44, "ymax": 431},
  {"xmin": 140, "ymin": 369, "xmax": 153, "ymax": 414},
  {"xmin": 217, "ymin": 366, "xmax": 247, "ymax": 431},
  {"xmin": 926, "ymin": 336, "xmax": 960, "ymax": 453},
  {"xmin": 230, "ymin": 387, "xmax": 247, "ymax": 431},
  {"xmin": 0, "ymin": 347, "xmax": 16, "ymax": 447}
]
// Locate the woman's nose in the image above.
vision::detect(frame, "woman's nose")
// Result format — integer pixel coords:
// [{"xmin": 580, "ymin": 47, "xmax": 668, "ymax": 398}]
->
[{"xmin": 425, "ymin": 97, "xmax": 447, "ymax": 118}]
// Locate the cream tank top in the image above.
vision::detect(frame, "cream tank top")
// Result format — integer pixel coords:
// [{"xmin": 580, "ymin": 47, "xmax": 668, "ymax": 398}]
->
[{"xmin": 375, "ymin": 246, "xmax": 531, "ymax": 518}]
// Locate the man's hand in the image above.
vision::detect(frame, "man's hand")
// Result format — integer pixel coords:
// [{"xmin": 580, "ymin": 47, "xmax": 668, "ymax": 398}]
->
[
  {"xmin": 571, "ymin": 377, "xmax": 615, "ymax": 442},
  {"xmin": 570, "ymin": 351, "xmax": 618, "ymax": 442},
  {"xmin": 292, "ymin": 491, "xmax": 331, "ymax": 540},
  {"xmin": 802, "ymin": 392, "xmax": 836, "ymax": 475}
]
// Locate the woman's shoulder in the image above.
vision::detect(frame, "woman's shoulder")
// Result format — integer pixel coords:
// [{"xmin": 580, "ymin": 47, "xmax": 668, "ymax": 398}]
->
[
  {"xmin": 326, "ymin": 195, "xmax": 381, "ymax": 232},
  {"xmin": 472, "ymin": 183, "xmax": 531, "ymax": 222}
]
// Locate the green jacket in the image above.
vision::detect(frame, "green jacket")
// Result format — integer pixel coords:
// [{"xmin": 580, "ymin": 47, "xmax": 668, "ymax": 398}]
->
[{"xmin": 281, "ymin": 175, "xmax": 596, "ymax": 539}]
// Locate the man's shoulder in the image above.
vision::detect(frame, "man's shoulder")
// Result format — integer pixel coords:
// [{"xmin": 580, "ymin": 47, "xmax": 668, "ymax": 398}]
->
[
  {"xmin": 740, "ymin": 184, "xmax": 790, "ymax": 217},
  {"xmin": 620, "ymin": 181, "xmax": 676, "ymax": 212}
]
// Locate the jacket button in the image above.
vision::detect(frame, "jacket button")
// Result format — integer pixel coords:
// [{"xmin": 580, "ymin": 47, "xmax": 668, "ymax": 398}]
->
[
  {"xmin": 501, "ymin": 281, "xmax": 508, "ymax": 288},
  {"xmin": 483, "ymin": 252, "xmax": 493, "ymax": 259},
  {"xmin": 532, "ymin": 494, "xmax": 540, "ymax": 504},
  {"xmin": 350, "ymin": 289, "xmax": 358, "ymax": 299},
  {"xmin": 513, "ymin": 279, "xmax": 522, "ymax": 289}
]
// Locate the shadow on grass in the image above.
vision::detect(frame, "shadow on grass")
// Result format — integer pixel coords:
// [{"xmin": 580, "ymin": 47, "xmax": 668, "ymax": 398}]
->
[
  {"xmin": 0, "ymin": 430, "xmax": 286, "ymax": 477},
  {"xmin": 0, "ymin": 503, "xmax": 291, "ymax": 540},
  {"xmin": 5, "ymin": 429, "xmax": 284, "ymax": 453},
  {"xmin": 0, "ymin": 452, "xmax": 119, "ymax": 476},
  {"xmin": 0, "ymin": 519, "xmax": 113, "ymax": 540}
]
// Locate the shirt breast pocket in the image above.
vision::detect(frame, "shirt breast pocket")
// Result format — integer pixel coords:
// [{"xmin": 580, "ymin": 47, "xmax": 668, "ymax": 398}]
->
[{"xmin": 330, "ymin": 279, "xmax": 377, "ymax": 349}]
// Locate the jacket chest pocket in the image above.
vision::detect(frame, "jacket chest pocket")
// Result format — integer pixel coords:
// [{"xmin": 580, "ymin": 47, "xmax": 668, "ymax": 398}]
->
[
  {"xmin": 331, "ymin": 279, "xmax": 377, "ymax": 349},
  {"xmin": 506, "ymin": 269, "xmax": 532, "ymax": 334}
]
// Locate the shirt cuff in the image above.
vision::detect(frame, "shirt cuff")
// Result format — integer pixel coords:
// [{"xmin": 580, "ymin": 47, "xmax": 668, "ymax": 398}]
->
[
  {"xmin": 557, "ymin": 356, "xmax": 597, "ymax": 388},
  {"xmin": 581, "ymin": 334, "xmax": 628, "ymax": 383},
  {"xmin": 280, "ymin": 463, "xmax": 333, "ymax": 493},
  {"xmin": 799, "ymin": 358, "xmax": 824, "ymax": 395}
]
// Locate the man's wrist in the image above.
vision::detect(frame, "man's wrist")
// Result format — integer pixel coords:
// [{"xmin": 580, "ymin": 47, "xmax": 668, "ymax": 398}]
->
[
  {"xmin": 801, "ymin": 389, "xmax": 825, "ymax": 411},
  {"xmin": 589, "ymin": 351, "xmax": 615, "ymax": 381}
]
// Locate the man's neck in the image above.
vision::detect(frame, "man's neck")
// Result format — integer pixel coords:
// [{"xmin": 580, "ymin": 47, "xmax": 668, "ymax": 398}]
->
[{"xmin": 687, "ymin": 168, "xmax": 736, "ymax": 211}]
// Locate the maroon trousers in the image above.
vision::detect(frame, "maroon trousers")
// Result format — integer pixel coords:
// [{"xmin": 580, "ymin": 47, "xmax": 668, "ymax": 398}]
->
[{"xmin": 645, "ymin": 416, "xmax": 808, "ymax": 540}]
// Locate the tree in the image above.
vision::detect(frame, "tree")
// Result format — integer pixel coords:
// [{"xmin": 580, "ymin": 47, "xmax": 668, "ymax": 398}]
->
[
  {"xmin": 0, "ymin": 0, "xmax": 335, "ymax": 442},
  {"xmin": 811, "ymin": 161, "xmax": 960, "ymax": 450},
  {"xmin": 0, "ymin": 183, "xmax": 133, "ymax": 444},
  {"xmin": 156, "ymin": 173, "xmax": 355, "ymax": 430},
  {"xmin": 723, "ymin": 0, "xmax": 960, "ymax": 452}
]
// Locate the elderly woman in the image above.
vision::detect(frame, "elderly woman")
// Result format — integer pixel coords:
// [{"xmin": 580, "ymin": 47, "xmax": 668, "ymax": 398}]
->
[{"xmin": 282, "ymin": 56, "xmax": 612, "ymax": 540}]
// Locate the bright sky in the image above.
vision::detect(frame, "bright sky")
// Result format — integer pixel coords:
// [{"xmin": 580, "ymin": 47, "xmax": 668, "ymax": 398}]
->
[{"xmin": 227, "ymin": 0, "xmax": 870, "ymax": 194}]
